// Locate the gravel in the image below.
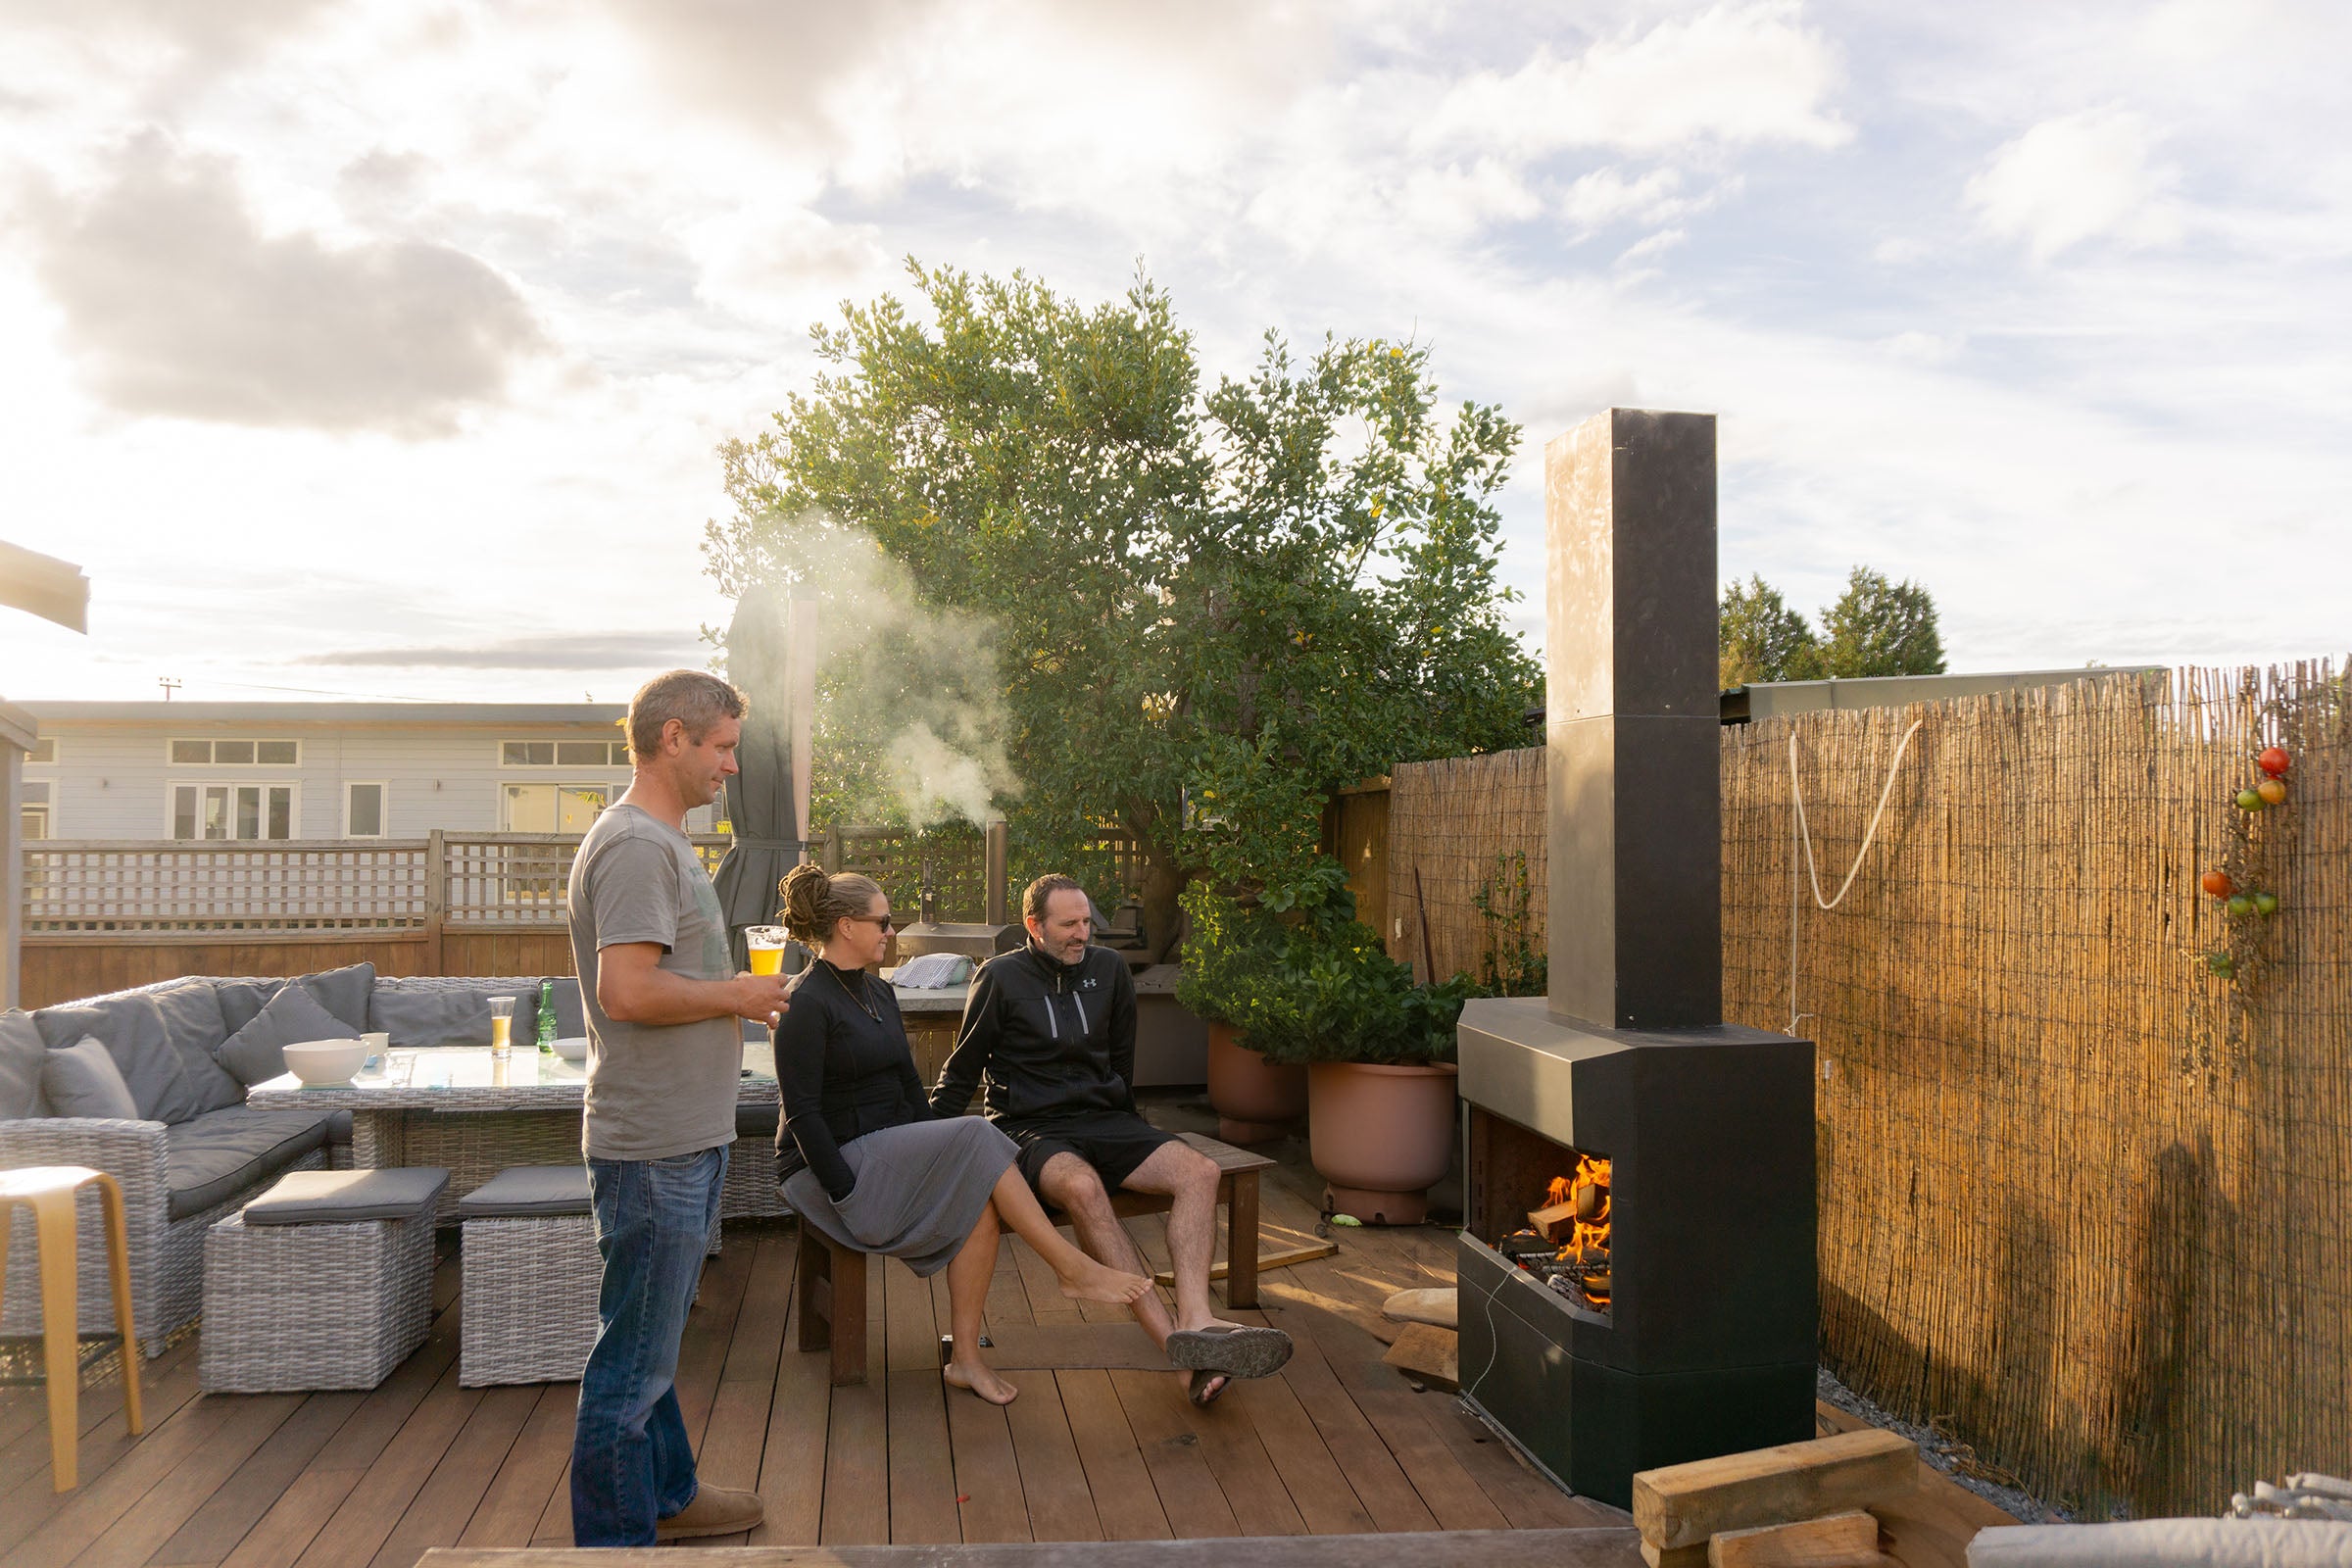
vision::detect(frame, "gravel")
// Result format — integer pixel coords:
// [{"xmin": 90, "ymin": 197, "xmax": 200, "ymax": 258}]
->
[{"xmin": 1816, "ymin": 1367, "xmax": 2076, "ymax": 1525}]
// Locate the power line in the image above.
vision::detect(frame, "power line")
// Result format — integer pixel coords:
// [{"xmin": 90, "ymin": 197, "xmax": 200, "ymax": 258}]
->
[{"xmin": 183, "ymin": 677, "xmax": 447, "ymax": 703}]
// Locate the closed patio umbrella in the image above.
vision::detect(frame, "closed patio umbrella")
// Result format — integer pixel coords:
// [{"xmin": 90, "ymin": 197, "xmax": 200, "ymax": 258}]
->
[{"xmin": 711, "ymin": 583, "xmax": 808, "ymax": 971}]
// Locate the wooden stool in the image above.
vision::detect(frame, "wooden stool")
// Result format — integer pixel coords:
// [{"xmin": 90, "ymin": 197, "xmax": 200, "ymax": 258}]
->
[{"xmin": 0, "ymin": 1166, "xmax": 144, "ymax": 1491}]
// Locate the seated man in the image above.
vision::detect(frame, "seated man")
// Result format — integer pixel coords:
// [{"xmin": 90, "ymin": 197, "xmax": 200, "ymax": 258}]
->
[{"xmin": 931, "ymin": 873, "xmax": 1292, "ymax": 1404}]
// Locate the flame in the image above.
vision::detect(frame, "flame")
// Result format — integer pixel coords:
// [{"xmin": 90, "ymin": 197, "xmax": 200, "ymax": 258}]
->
[{"xmin": 1550, "ymin": 1154, "xmax": 1611, "ymax": 1307}]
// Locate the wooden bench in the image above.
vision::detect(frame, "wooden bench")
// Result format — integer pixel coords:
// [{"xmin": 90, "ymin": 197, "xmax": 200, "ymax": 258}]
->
[{"xmin": 794, "ymin": 1131, "xmax": 1277, "ymax": 1387}]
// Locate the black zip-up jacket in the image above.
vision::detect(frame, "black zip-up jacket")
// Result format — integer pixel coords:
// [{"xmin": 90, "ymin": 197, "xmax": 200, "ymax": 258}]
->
[
  {"xmin": 773, "ymin": 959, "xmax": 935, "ymax": 1200},
  {"xmin": 928, "ymin": 942, "xmax": 1138, "ymax": 1125}
]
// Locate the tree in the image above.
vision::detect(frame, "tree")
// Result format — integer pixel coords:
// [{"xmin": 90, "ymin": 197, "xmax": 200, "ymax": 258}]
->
[
  {"xmin": 1718, "ymin": 567, "xmax": 1947, "ymax": 686},
  {"xmin": 1817, "ymin": 566, "xmax": 1945, "ymax": 677},
  {"xmin": 1719, "ymin": 573, "xmax": 1820, "ymax": 686},
  {"xmin": 704, "ymin": 262, "xmax": 1540, "ymax": 957}
]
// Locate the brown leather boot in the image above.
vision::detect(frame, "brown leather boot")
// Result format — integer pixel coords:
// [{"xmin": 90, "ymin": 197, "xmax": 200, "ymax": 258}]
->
[{"xmin": 656, "ymin": 1484, "xmax": 764, "ymax": 1540}]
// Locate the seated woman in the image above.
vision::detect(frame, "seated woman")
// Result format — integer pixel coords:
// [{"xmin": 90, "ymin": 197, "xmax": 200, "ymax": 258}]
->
[{"xmin": 773, "ymin": 863, "xmax": 1151, "ymax": 1405}]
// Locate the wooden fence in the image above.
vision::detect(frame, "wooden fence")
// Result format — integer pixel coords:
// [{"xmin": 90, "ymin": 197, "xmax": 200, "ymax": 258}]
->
[
  {"xmin": 1381, "ymin": 664, "xmax": 2352, "ymax": 1517},
  {"xmin": 19, "ymin": 823, "xmax": 1030, "ymax": 1007}
]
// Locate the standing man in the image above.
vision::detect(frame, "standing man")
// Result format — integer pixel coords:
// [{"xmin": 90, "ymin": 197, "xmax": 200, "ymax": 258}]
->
[
  {"xmin": 568, "ymin": 670, "xmax": 793, "ymax": 1546},
  {"xmin": 931, "ymin": 874, "xmax": 1291, "ymax": 1406}
]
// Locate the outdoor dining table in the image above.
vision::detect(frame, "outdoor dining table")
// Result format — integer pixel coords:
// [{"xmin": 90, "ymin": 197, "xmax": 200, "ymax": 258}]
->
[{"xmin": 248, "ymin": 1041, "xmax": 782, "ymax": 1220}]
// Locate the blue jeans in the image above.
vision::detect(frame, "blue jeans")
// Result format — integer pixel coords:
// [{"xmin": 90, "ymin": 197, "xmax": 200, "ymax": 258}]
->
[{"xmin": 570, "ymin": 1144, "xmax": 726, "ymax": 1547}]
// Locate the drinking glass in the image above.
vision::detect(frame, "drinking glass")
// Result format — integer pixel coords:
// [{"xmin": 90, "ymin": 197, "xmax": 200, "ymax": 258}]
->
[
  {"xmin": 488, "ymin": 996, "xmax": 516, "ymax": 1060},
  {"xmin": 745, "ymin": 926, "xmax": 787, "ymax": 977}
]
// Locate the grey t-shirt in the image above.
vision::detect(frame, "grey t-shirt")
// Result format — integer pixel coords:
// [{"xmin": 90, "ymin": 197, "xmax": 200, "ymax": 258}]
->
[{"xmin": 568, "ymin": 803, "xmax": 743, "ymax": 1162}]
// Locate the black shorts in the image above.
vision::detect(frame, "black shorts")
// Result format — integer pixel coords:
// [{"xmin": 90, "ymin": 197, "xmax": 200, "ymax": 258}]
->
[{"xmin": 1006, "ymin": 1112, "xmax": 1181, "ymax": 1195}]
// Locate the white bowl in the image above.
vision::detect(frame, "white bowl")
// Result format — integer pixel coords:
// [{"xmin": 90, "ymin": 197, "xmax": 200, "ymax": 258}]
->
[
  {"xmin": 551, "ymin": 1035, "xmax": 590, "ymax": 1063},
  {"xmin": 282, "ymin": 1038, "xmax": 368, "ymax": 1086}
]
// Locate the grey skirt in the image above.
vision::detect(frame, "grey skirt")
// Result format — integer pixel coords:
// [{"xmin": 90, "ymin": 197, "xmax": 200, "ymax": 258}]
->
[{"xmin": 782, "ymin": 1116, "xmax": 1020, "ymax": 1277}]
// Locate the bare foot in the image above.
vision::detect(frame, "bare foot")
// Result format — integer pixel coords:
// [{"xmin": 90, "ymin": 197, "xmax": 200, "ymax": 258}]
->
[
  {"xmin": 945, "ymin": 1359, "xmax": 1018, "ymax": 1406},
  {"xmin": 1175, "ymin": 1313, "xmax": 1245, "ymax": 1336},
  {"xmin": 1058, "ymin": 1256, "xmax": 1153, "ymax": 1306},
  {"xmin": 1187, "ymin": 1369, "xmax": 1230, "ymax": 1407}
]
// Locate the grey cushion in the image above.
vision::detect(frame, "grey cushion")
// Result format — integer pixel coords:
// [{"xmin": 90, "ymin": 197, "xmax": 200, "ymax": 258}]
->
[
  {"xmin": 455, "ymin": 1164, "xmax": 591, "ymax": 1218},
  {"xmin": 0, "ymin": 1009, "xmax": 49, "ymax": 1120},
  {"xmin": 367, "ymin": 985, "xmax": 499, "ymax": 1049},
  {"xmin": 148, "ymin": 982, "xmax": 245, "ymax": 1115},
  {"xmin": 218, "ymin": 962, "xmax": 373, "ymax": 1037},
  {"xmin": 544, "ymin": 977, "xmax": 586, "ymax": 1038},
  {"xmin": 244, "ymin": 1166, "xmax": 449, "ymax": 1225},
  {"xmin": 298, "ymin": 961, "xmax": 375, "ymax": 1033},
  {"xmin": 219, "ymin": 982, "xmax": 356, "ymax": 1087},
  {"xmin": 324, "ymin": 1108, "xmax": 353, "ymax": 1147},
  {"xmin": 212, "ymin": 979, "xmax": 285, "ymax": 1035},
  {"xmin": 162, "ymin": 1105, "xmax": 334, "ymax": 1220},
  {"xmin": 42, "ymin": 1036, "xmax": 142, "ymax": 1120},
  {"xmin": 737, "ymin": 1102, "xmax": 779, "ymax": 1138},
  {"xmin": 32, "ymin": 996, "xmax": 203, "ymax": 1123}
]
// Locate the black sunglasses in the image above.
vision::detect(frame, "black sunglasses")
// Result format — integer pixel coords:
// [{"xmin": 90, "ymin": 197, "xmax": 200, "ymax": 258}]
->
[{"xmin": 846, "ymin": 913, "xmax": 897, "ymax": 932}]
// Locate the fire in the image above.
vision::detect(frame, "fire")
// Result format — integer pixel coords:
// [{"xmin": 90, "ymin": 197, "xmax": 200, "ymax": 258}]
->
[{"xmin": 1548, "ymin": 1155, "xmax": 1611, "ymax": 1307}]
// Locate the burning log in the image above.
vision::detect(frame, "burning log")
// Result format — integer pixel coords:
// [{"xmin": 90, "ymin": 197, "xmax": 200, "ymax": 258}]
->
[{"xmin": 1529, "ymin": 1200, "xmax": 1581, "ymax": 1245}]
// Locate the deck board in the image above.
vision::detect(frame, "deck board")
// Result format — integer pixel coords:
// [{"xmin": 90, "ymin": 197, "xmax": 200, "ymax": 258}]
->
[{"xmin": 2, "ymin": 1097, "xmax": 2015, "ymax": 1568}]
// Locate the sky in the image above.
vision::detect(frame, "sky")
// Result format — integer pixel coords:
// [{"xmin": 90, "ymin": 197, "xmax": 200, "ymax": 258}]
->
[{"xmin": 1, "ymin": 0, "xmax": 2346, "ymax": 704}]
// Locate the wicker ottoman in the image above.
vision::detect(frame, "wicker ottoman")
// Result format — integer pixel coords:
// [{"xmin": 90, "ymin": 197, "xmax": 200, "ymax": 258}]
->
[
  {"xmin": 458, "ymin": 1165, "xmax": 600, "ymax": 1387},
  {"xmin": 200, "ymin": 1166, "xmax": 449, "ymax": 1393}
]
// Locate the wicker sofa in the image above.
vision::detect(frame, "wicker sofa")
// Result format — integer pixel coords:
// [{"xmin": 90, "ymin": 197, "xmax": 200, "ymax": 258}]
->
[{"xmin": 0, "ymin": 964, "xmax": 791, "ymax": 1357}]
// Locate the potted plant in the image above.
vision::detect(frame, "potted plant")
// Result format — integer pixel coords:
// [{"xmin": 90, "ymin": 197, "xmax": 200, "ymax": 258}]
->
[
  {"xmin": 1177, "ymin": 886, "xmax": 1307, "ymax": 1144},
  {"xmin": 1247, "ymin": 907, "xmax": 1476, "ymax": 1224}
]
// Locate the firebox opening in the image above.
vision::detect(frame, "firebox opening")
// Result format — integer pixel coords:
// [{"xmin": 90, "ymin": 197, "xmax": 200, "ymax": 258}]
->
[{"xmin": 1463, "ymin": 1104, "xmax": 1614, "ymax": 1317}]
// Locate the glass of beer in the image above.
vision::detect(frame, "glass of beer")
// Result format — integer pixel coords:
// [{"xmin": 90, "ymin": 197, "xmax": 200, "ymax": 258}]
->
[
  {"xmin": 488, "ymin": 995, "xmax": 516, "ymax": 1059},
  {"xmin": 745, "ymin": 926, "xmax": 787, "ymax": 977}
]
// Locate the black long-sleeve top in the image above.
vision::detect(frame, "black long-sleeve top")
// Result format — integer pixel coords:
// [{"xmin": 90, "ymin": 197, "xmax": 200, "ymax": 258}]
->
[
  {"xmin": 773, "ymin": 959, "xmax": 934, "ymax": 1200},
  {"xmin": 928, "ymin": 942, "xmax": 1139, "ymax": 1124}
]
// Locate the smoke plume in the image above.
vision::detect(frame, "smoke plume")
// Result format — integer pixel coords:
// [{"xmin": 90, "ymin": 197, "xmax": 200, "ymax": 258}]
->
[{"xmin": 742, "ymin": 518, "xmax": 1018, "ymax": 829}]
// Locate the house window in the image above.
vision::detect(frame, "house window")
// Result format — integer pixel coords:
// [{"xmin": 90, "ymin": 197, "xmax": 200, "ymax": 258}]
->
[
  {"xmin": 26, "ymin": 737, "xmax": 57, "ymax": 764},
  {"xmin": 346, "ymin": 782, "xmax": 388, "ymax": 837},
  {"xmin": 169, "ymin": 739, "xmax": 299, "ymax": 765},
  {"xmin": 503, "ymin": 740, "xmax": 628, "ymax": 767},
  {"xmin": 171, "ymin": 782, "xmax": 296, "ymax": 841},
  {"xmin": 501, "ymin": 783, "xmax": 611, "ymax": 834},
  {"xmin": 21, "ymin": 780, "xmax": 48, "ymax": 840}
]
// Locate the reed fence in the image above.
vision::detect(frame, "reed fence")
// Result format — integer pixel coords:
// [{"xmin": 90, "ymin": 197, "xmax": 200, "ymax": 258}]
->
[
  {"xmin": 1384, "ymin": 748, "xmax": 1546, "ymax": 984},
  {"xmin": 1386, "ymin": 662, "xmax": 2352, "ymax": 1516}
]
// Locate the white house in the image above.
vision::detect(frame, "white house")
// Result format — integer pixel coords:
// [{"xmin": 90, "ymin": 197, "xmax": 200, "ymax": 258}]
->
[{"xmin": 19, "ymin": 701, "xmax": 718, "ymax": 843}]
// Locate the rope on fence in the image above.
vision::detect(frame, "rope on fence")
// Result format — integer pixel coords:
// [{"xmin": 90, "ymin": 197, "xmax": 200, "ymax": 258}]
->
[{"xmin": 1786, "ymin": 719, "xmax": 1922, "ymax": 1034}]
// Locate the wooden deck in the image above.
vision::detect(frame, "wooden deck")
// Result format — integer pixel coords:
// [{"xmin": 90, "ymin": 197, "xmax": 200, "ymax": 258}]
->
[{"xmin": 1, "ymin": 1108, "xmax": 2011, "ymax": 1567}]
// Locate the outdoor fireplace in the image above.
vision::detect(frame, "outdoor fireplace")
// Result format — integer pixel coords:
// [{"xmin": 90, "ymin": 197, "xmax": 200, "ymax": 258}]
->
[{"xmin": 1453, "ymin": 411, "xmax": 1817, "ymax": 1509}]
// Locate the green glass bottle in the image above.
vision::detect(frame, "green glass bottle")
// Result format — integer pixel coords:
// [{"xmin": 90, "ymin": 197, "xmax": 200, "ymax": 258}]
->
[{"xmin": 537, "ymin": 979, "xmax": 559, "ymax": 1054}]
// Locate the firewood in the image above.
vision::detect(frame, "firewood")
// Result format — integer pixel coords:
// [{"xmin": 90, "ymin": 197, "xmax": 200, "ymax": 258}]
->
[
  {"xmin": 1641, "ymin": 1543, "xmax": 1710, "ymax": 1568},
  {"xmin": 1529, "ymin": 1200, "xmax": 1579, "ymax": 1243},
  {"xmin": 1576, "ymin": 1181, "xmax": 1608, "ymax": 1222},
  {"xmin": 1380, "ymin": 1322, "xmax": 1459, "ymax": 1391},
  {"xmin": 1706, "ymin": 1510, "xmax": 1881, "ymax": 1567},
  {"xmin": 1382, "ymin": 1287, "xmax": 1458, "ymax": 1329},
  {"xmin": 1634, "ymin": 1429, "xmax": 1916, "ymax": 1552}
]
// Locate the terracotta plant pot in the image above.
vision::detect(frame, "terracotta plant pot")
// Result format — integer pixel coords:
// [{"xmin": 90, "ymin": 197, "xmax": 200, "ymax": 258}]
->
[
  {"xmin": 1205, "ymin": 1023, "xmax": 1307, "ymax": 1145},
  {"xmin": 1307, "ymin": 1060, "xmax": 1459, "ymax": 1225}
]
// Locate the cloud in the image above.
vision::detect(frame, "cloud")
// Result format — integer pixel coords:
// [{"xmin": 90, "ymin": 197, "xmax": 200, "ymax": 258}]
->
[
  {"xmin": 21, "ymin": 134, "xmax": 548, "ymax": 434},
  {"xmin": 1560, "ymin": 167, "xmax": 1690, "ymax": 229},
  {"xmin": 1967, "ymin": 106, "xmax": 2182, "ymax": 261},
  {"xmin": 1416, "ymin": 3, "xmax": 1850, "ymax": 160},
  {"xmin": 0, "ymin": 0, "xmax": 335, "ymax": 60},
  {"xmin": 302, "ymin": 633, "xmax": 702, "ymax": 670}
]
